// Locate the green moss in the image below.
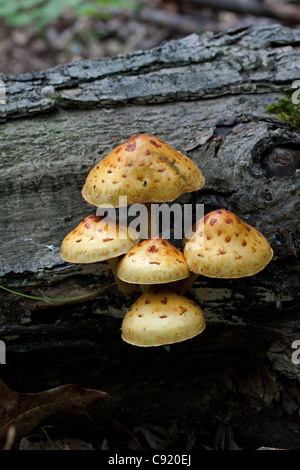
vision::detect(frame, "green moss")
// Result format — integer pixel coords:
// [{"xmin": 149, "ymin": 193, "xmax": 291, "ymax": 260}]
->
[{"xmin": 265, "ymin": 88, "xmax": 300, "ymax": 133}]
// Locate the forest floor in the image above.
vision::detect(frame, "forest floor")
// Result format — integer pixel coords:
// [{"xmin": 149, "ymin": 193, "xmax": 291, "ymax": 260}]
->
[{"xmin": 1, "ymin": 0, "xmax": 299, "ymax": 76}]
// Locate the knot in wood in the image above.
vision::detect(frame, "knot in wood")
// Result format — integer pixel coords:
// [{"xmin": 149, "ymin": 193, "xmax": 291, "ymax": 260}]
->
[{"xmin": 261, "ymin": 146, "xmax": 300, "ymax": 177}]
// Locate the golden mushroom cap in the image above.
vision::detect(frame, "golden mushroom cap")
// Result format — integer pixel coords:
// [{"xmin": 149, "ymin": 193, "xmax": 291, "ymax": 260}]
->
[
  {"xmin": 117, "ymin": 236, "xmax": 190, "ymax": 284},
  {"xmin": 82, "ymin": 134, "xmax": 205, "ymax": 207},
  {"xmin": 121, "ymin": 286, "xmax": 206, "ymax": 347},
  {"xmin": 60, "ymin": 214, "xmax": 140, "ymax": 264},
  {"xmin": 184, "ymin": 209, "xmax": 273, "ymax": 278}
]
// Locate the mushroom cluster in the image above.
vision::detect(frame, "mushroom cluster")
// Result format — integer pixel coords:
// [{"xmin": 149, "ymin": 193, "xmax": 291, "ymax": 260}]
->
[{"xmin": 60, "ymin": 133, "xmax": 273, "ymax": 347}]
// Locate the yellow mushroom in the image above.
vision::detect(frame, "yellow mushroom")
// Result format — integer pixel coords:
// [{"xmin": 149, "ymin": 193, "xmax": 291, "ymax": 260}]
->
[
  {"xmin": 121, "ymin": 286, "xmax": 206, "ymax": 347},
  {"xmin": 184, "ymin": 209, "xmax": 273, "ymax": 279},
  {"xmin": 60, "ymin": 214, "xmax": 140, "ymax": 295},
  {"xmin": 82, "ymin": 133, "xmax": 205, "ymax": 208},
  {"xmin": 117, "ymin": 236, "xmax": 190, "ymax": 285}
]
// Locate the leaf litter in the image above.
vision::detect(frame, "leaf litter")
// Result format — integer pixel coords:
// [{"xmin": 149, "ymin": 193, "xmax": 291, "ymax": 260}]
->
[{"xmin": 0, "ymin": 379, "xmax": 110, "ymax": 450}]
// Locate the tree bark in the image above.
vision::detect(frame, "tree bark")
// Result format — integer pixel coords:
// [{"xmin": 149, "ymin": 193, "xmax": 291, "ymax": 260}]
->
[{"xmin": 0, "ymin": 24, "xmax": 300, "ymax": 450}]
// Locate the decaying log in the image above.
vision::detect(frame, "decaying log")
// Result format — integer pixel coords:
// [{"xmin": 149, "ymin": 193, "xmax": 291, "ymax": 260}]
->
[{"xmin": 0, "ymin": 24, "xmax": 299, "ymax": 450}]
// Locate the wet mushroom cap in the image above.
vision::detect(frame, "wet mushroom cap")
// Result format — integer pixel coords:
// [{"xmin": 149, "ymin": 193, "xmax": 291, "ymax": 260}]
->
[
  {"xmin": 121, "ymin": 286, "xmax": 206, "ymax": 347},
  {"xmin": 82, "ymin": 133, "xmax": 205, "ymax": 207},
  {"xmin": 184, "ymin": 209, "xmax": 273, "ymax": 278},
  {"xmin": 117, "ymin": 236, "xmax": 190, "ymax": 284},
  {"xmin": 60, "ymin": 214, "xmax": 140, "ymax": 264}
]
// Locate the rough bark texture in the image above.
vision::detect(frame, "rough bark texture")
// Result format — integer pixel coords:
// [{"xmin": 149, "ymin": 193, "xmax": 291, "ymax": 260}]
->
[{"xmin": 0, "ymin": 24, "xmax": 300, "ymax": 450}]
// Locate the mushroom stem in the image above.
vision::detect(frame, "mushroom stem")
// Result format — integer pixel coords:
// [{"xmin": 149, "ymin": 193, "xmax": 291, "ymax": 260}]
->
[
  {"xmin": 107, "ymin": 257, "xmax": 140, "ymax": 297},
  {"xmin": 170, "ymin": 273, "xmax": 199, "ymax": 294}
]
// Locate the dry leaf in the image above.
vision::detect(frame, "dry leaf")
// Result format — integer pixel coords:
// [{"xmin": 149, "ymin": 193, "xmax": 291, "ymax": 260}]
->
[{"xmin": 0, "ymin": 379, "xmax": 110, "ymax": 449}]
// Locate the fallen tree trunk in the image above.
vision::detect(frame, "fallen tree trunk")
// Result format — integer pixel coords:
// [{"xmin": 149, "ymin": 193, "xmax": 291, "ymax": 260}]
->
[{"xmin": 0, "ymin": 24, "xmax": 300, "ymax": 450}]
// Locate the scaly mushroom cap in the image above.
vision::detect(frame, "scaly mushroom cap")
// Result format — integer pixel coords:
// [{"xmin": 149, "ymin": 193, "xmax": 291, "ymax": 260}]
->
[
  {"xmin": 184, "ymin": 209, "xmax": 273, "ymax": 278},
  {"xmin": 82, "ymin": 134, "xmax": 205, "ymax": 207},
  {"xmin": 121, "ymin": 286, "xmax": 206, "ymax": 347},
  {"xmin": 117, "ymin": 236, "xmax": 190, "ymax": 284},
  {"xmin": 60, "ymin": 214, "xmax": 140, "ymax": 264}
]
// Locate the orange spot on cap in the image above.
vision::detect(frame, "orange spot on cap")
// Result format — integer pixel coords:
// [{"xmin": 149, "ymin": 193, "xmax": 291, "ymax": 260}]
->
[
  {"xmin": 125, "ymin": 142, "xmax": 136, "ymax": 152},
  {"xmin": 149, "ymin": 139, "xmax": 161, "ymax": 148}
]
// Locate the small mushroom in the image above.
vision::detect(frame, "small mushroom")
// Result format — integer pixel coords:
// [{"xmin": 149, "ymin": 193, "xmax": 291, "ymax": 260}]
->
[
  {"xmin": 117, "ymin": 236, "xmax": 190, "ymax": 285},
  {"xmin": 121, "ymin": 286, "xmax": 206, "ymax": 347},
  {"xmin": 183, "ymin": 209, "xmax": 273, "ymax": 278},
  {"xmin": 60, "ymin": 214, "xmax": 140, "ymax": 295}
]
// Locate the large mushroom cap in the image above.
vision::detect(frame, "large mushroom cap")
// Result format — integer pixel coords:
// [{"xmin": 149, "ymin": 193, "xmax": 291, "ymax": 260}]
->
[
  {"xmin": 184, "ymin": 209, "xmax": 273, "ymax": 278},
  {"xmin": 82, "ymin": 134, "xmax": 205, "ymax": 207},
  {"xmin": 121, "ymin": 286, "xmax": 206, "ymax": 347},
  {"xmin": 117, "ymin": 236, "xmax": 190, "ymax": 284},
  {"xmin": 60, "ymin": 214, "xmax": 140, "ymax": 264}
]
